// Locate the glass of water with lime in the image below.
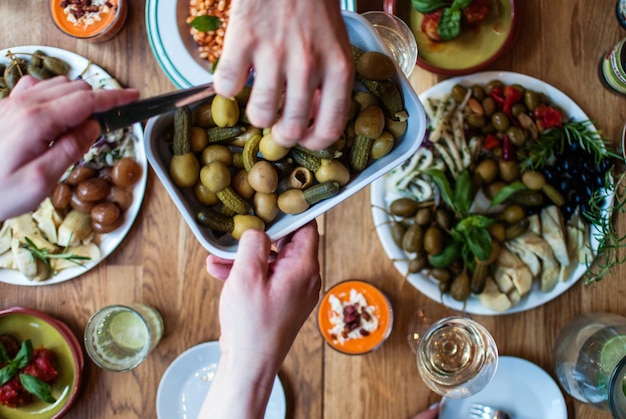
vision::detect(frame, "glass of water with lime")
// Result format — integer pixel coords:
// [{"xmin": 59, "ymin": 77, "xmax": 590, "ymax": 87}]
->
[
  {"xmin": 553, "ymin": 312, "xmax": 626, "ymax": 416},
  {"xmin": 84, "ymin": 303, "xmax": 164, "ymax": 372}
]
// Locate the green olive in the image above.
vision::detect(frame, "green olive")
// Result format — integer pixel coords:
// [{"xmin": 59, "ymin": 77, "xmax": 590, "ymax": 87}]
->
[
  {"xmin": 232, "ymin": 169, "xmax": 256, "ymax": 199},
  {"xmin": 200, "ymin": 161, "xmax": 231, "ymax": 192},
  {"xmin": 247, "ymin": 160, "xmax": 278, "ymax": 193},
  {"xmin": 501, "ymin": 204, "xmax": 526, "ymax": 224},
  {"xmin": 505, "ymin": 126, "xmax": 527, "ymax": 146},
  {"xmin": 485, "ymin": 80, "xmax": 503, "ymax": 95},
  {"xmin": 357, "ymin": 51, "xmax": 396, "ymax": 81},
  {"xmin": 488, "ymin": 222, "xmax": 506, "ymax": 242},
  {"xmin": 352, "ymin": 91, "xmax": 380, "ymax": 113},
  {"xmin": 471, "ymin": 84, "xmax": 485, "ymax": 100},
  {"xmin": 482, "ymin": 97, "xmax": 497, "ymax": 117},
  {"xmin": 510, "ymin": 189, "xmax": 544, "ymax": 206},
  {"xmin": 370, "ymin": 131, "xmax": 395, "ymax": 160},
  {"xmin": 523, "ymin": 90, "xmax": 539, "ymax": 111},
  {"xmin": 355, "ymin": 105, "xmax": 385, "ymax": 139},
  {"xmin": 483, "ymin": 181, "xmax": 507, "ymax": 200},
  {"xmin": 511, "ymin": 103, "xmax": 527, "ymax": 117},
  {"xmin": 402, "ymin": 224, "xmax": 424, "ymax": 253},
  {"xmin": 277, "ymin": 189, "xmax": 309, "ymax": 214},
  {"xmin": 211, "ymin": 94, "xmax": 240, "ymax": 127},
  {"xmin": 498, "ymin": 160, "xmax": 520, "ymax": 183},
  {"xmin": 234, "ymin": 86, "xmax": 251, "ymax": 107},
  {"xmin": 253, "ymin": 192, "xmax": 279, "ymax": 223},
  {"xmin": 521, "ymin": 171, "xmax": 546, "ymax": 190},
  {"xmin": 451, "ymin": 84, "xmax": 468, "ymax": 103},
  {"xmin": 194, "ymin": 182, "xmax": 219, "ymax": 205},
  {"xmin": 491, "ymin": 112, "xmax": 510, "ymax": 132},
  {"xmin": 259, "ymin": 132, "xmax": 290, "ymax": 161},
  {"xmin": 170, "ymin": 153, "xmax": 200, "ymax": 187},
  {"xmin": 466, "ymin": 114, "xmax": 486, "ymax": 128},
  {"xmin": 315, "ymin": 159, "xmax": 350, "ymax": 186},
  {"xmin": 231, "ymin": 214, "xmax": 265, "ymax": 240},
  {"xmin": 190, "ymin": 127, "xmax": 209, "ymax": 153},
  {"xmin": 201, "ymin": 144, "xmax": 233, "ymax": 166},
  {"xmin": 450, "ymin": 271, "xmax": 470, "ymax": 302},
  {"xmin": 192, "ymin": 102, "xmax": 216, "ymax": 128},
  {"xmin": 475, "ymin": 159, "xmax": 498, "ymax": 183},
  {"xmin": 385, "ymin": 117, "xmax": 407, "ymax": 139}
]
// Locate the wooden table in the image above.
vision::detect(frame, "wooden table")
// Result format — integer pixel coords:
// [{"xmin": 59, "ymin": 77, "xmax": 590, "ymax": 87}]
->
[{"xmin": 0, "ymin": 1, "xmax": 624, "ymax": 418}]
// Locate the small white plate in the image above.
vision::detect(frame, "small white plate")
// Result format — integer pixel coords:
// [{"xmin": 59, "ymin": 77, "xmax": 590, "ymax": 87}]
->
[
  {"xmin": 156, "ymin": 341, "xmax": 287, "ymax": 419},
  {"xmin": 371, "ymin": 70, "xmax": 608, "ymax": 315},
  {"xmin": 439, "ymin": 356, "xmax": 567, "ymax": 419},
  {"xmin": 0, "ymin": 45, "xmax": 147, "ymax": 286},
  {"xmin": 145, "ymin": 0, "xmax": 357, "ymax": 89}
]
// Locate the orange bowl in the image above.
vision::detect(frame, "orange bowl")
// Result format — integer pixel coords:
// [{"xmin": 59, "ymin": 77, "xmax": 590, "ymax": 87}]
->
[
  {"xmin": 0, "ymin": 307, "xmax": 84, "ymax": 418},
  {"xmin": 49, "ymin": 0, "xmax": 128, "ymax": 42},
  {"xmin": 317, "ymin": 280, "xmax": 393, "ymax": 355},
  {"xmin": 384, "ymin": 0, "xmax": 518, "ymax": 76}
]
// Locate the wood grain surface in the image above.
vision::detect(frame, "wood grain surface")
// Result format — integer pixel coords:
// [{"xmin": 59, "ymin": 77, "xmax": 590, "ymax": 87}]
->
[{"xmin": 0, "ymin": 1, "xmax": 624, "ymax": 418}]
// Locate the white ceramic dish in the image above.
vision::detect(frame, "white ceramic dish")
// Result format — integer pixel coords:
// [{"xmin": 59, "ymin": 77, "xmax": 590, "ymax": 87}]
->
[
  {"xmin": 156, "ymin": 341, "xmax": 286, "ymax": 419},
  {"xmin": 439, "ymin": 356, "xmax": 567, "ymax": 419},
  {"xmin": 371, "ymin": 71, "xmax": 605, "ymax": 315},
  {"xmin": 144, "ymin": 10, "xmax": 427, "ymax": 259},
  {"xmin": 0, "ymin": 46, "xmax": 147, "ymax": 286},
  {"xmin": 145, "ymin": 0, "xmax": 357, "ymax": 89}
]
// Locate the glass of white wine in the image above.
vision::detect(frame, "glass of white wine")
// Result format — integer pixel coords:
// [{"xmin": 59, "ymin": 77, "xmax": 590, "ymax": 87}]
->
[{"xmin": 414, "ymin": 315, "xmax": 498, "ymax": 398}]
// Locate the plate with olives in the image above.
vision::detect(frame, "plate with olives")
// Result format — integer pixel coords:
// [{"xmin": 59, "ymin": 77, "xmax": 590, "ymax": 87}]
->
[
  {"xmin": 0, "ymin": 46, "xmax": 147, "ymax": 286},
  {"xmin": 371, "ymin": 71, "xmax": 616, "ymax": 315}
]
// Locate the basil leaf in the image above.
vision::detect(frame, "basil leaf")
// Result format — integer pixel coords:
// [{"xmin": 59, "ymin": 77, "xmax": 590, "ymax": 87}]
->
[
  {"xmin": 0, "ymin": 364, "xmax": 17, "ymax": 387},
  {"xmin": 0, "ymin": 343, "xmax": 9, "ymax": 363},
  {"xmin": 189, "ymin": 15, "xmax": 222, "ymax": 32},
  {"xmin": 465, "ymin": 214, "xmax": 495, "ymax": 229},
  {"xmin": 411, "ymin": 0, "xmax": 450, "ymax": 13},
  {"xmin": 453, "ymin": 170, "xmax": 472, "ymax": 217},
  {"xmin": 438, "ymin": 7, "xmax": 462, "ymax": 40},
  {"xmin": 19, "ymin": 374, "xmax": 57, "ymax": 404},
  {"xmin": 425, "ymin": 169, "xmax": 455, "ymax": 210},
  {"xmin": 466, "ymin": 228, "xmax": 493, "ymax": 261},
  {"xmin": 490, "ymin": 181, "xmax": 527, "ymax": 207},
  {"xmin": 451, "ymin": 0, "xmax": 473, "ymax": 9},
  {"xmin": 14, "ymin": 339, "xmax": 33, "ymax": 369}
]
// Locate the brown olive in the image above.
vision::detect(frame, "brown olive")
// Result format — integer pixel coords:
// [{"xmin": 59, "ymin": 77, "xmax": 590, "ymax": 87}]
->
[
  {"xmin": 66, "ymin": 166, "xmax": 96, "ymax": 186},
  {"xmin": 414, "ymin": 207, "xmax": 433, "ymax": 226},
  {"xmin": 390, "ymin": 198, "xmax": 419, "ymax": 217},
  {"xmin": 491, "ymin": 112, "xmax": 510, "ymax": 132},
  {"xmin": 483, "ymin": 181, "xmax": 506, "ymax": 200},
  {"xmin": 315, "ymin": 159, "xmax": 350, "ymax": 186},
  {"xmin": 357, "ymin": 51, "xmax": 396, "ymax": 81},
  {"xmin": 51, "ymin": 183, "xmax": 72, "ymax": 210},
  {"xmin": 408, "ymin": 255, "xmax": 426, "ymax": 273},
  {"xmin": 194, "ymin": 182, "xmax": 220, "ymax": 205},
  {"xmin": 450, "ymin": 271, "xmax": 471, "ymax": 301},
  {"xmin": 501, "ymin": 204, "xmax": 525, "ymax": 224},
  {"xmin": 91, "ymin": 202, "xmax": 121, "ymax": 226},
  {"xmin": 424, "ymin": 226, "xmax": 444, "ymax": 255},
  {"xmin": 106, "ymin": 186, "xmax": 133, "ymax": 210},
  {"xmin": 288, "ymin": 167, "xmax": 314, "ymax": 189},
  {"xmin": 253, "ymin": 192, "xmax": 279, "ymax": 223},
  {"xmin": 112, "ymin": 157, "xmax": 142, "ymax": 188},
  {"xmin": 70, "ymin": 193, "xmax": 95, "ymax": 213},
  {"xmin": 475, "ymin": 159, "xmax": 498, "ymax": 183},
  {"xmin": 402, "ymin": 224, "xmax": 424, "ymax": 253},
  {"xmin": 232, "ymin": 169, "xmax": 255, "ymax": 199},
  {"xmin": 451, "ymin": 84, "xmax": 468, "ymax": 103},
  {"xmin": 352, "ymin": 91, "xmax": 380, "ymax": 113},
  {"xmin": 521, "ymin": 170, "xmax": 546, "ymax": 190},
  {"xmin": 506, "ymin": 126, "xmax": 527, "ymax": 146},
  {"xmin": 201, "ymin": 144, "xmax": 233, "ymax": 166},
  {"xmin": 248, "ymin": 161, "xmax": 278, "ymax": 194},
  {"xmin": 92, "ymin": 216, "xmax": 124, "ymax": 234},
  {"xmin": 192, "ymin": 102, "xmax": 216, "ymax": 128},
  {"xmin": 391, "ymin": 222, "xmax": 406, "ymax": 248},
  {"xmin": 200, "ymin": 161, "xmax": 231, "ymax": 193},
  {"xmin": 435, "ymin": 208, "xmax": 452, "ymax": 230},
  {"xmin": 430, "ymin": 268, "xmax": 452, "ymax": 283},
  {"xmin": 76, "ymin": 178, "xmax": 110, "ymax": 202},
  {"xmin": 481, "ymin": 97, "xmax": 497, "ymax": 117},
  {"xmin": 354, "ymin": 105, "xmax": 385, "ymax": 139},
  {"xmin": 488, "ymin": 222, "xmax": 506, "ymax": 242},
  {"xmin": 189, "ymin": 127, "xmax": 209, "ymax": 153},
  {"xmin": 370, "ymin": 131, "xmax": 395, "ymax": 160},
  {"xmin": 498, "ymin": 160, "xmax": 519, "ymax": 182}
]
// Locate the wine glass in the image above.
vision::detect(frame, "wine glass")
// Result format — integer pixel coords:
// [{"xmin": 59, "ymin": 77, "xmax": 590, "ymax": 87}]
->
[{"xmin": 407, "ymin": 301, "xmax": 498, "ymax": 398}]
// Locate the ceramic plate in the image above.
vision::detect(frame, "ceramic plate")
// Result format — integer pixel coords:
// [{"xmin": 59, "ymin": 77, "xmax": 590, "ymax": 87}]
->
[
  {"xmin": 0, "ymin": 46, "xmax": 147, "ymax": 286},
  {"xmin": 439, "ymin": 356, "xmax": 567, "ymax": 419},
  {"xmin": 156, "ymin": 341, "xmax": 286, "ymax": 419},
  {"xmin": 145, "ymin": 0, "xmax": 357, "ymax": 89},
  {"xmin": 384, "ymin": 0, "xmax": 518, "ymax": 75},
  {"xmin": 371, "ymin": 71, "xmax": 605, "ymax": 315},
  {"xmin": 0, "ymin": 307, "xmax": 84, "ymax": 419}
]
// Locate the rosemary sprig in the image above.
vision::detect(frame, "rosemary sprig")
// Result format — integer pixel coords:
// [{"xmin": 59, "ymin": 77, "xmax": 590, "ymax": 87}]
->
[{"xmin": 22, "ymin": 236, "xmax": 91, "ymax": 273}]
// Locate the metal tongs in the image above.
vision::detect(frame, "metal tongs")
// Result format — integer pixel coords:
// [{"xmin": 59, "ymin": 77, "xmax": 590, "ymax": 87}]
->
[{"xmin": 93, "ymin": 83, "xmax": 216, "ymax": 133}]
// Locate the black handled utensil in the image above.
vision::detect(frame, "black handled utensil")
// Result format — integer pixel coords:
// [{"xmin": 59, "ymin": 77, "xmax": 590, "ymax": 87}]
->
[{"xmin": 94, "ymin": 83, "xmax": 216, "ymax": 133}]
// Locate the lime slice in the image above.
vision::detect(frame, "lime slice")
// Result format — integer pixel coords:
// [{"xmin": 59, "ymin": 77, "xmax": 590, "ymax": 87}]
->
[
  {"xmin": 600, "ymin": 335, "xmax": 626, "ymax": 374},
  {"xmin": 109, "ymin": 311, "xmax": 149, "ymax": 350}
]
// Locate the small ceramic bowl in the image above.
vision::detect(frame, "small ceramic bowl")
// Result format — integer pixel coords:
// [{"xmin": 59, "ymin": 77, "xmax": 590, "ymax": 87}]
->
[
  {"xmin": 49, "ymin": 0, "xmax": 128, "ymax": 42},
  {"xmin": 317, "ymin": 280, "xmax": 394, "ymax": 355},
  {"xmin": 0, "ymin": 307, "xmax": 84, "ymax": 418},
  {"xmin": 144, "ymin": 10, "xmax": 427, "ymax": 259},
  {"xmin": 384, "ymin": 0, "xmax": 519, "ymax": 75}
]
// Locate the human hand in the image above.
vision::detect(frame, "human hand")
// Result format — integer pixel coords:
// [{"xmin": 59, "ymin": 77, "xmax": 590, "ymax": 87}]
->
[
  {"xmin": 214, "ymin": 0, "xmax": 354, "ymax": 151},
  {"xmin": 0, "ymin": 75, "xmax": 139, "ymax": 221},
  {"xmin": 412, "ymin": 402, "xmax": 440, "ymax": 419}
]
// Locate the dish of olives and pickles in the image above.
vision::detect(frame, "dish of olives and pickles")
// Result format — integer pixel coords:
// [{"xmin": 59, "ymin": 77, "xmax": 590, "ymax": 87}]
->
[
  {"xmin": 371, "ymin": 71, "xmax": 619, "ymax": 315},
  {"xmin": 0, "ymin": 46, "xmax": 147, "ymax": 286}
]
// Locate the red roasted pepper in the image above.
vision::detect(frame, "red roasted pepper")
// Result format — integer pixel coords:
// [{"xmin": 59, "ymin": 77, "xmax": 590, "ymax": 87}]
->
[
  {"xmin": 484, "ymin": 133, "xmax": 500, "ymax": 150},
  {"xmin": 534, "ymin": 104, "xmax": 563, "ymax": 129},
  {"xmin": 503, "ymin": 86, "xmax": 522, "ymax": 117},
  {"xmin": 489, "ymin": 86, "xmax": 505, "ymax": 108}
]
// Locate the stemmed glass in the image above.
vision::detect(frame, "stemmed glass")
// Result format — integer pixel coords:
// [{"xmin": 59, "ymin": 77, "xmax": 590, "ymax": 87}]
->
[{"xmin": 407, "ymin": 301, "xmax": 498, "ymax": 399}]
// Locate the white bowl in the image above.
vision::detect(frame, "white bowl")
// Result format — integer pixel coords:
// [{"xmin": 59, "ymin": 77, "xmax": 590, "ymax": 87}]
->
[{"xmin": 144, "ymin": 10, "xmax": 427, "ymax": 259}]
